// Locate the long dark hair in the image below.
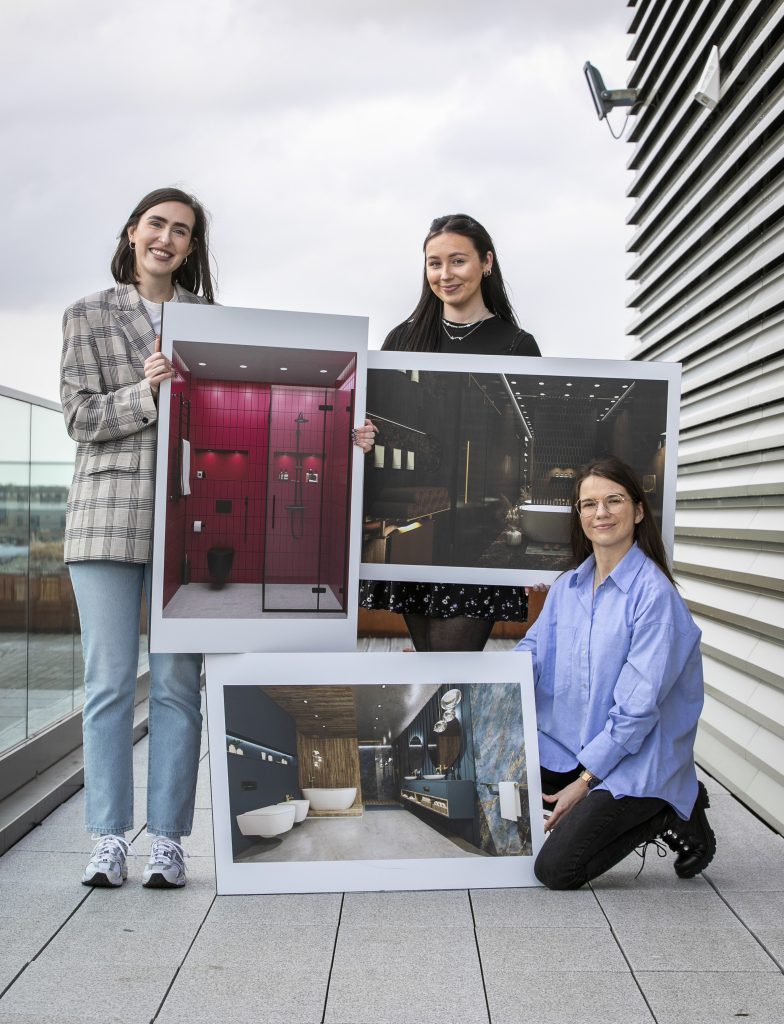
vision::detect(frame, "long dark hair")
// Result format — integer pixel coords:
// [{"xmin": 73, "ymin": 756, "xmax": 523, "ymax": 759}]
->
[
  {"xmin": 383, "ymin": 213, "xmax": 518, "ymax": 352},
  {"xmin": 570, "ymin": 456, "xmax": 676, "ymax": 585},
  {"xmin": 110, "ymin": 187, "xmax": 215, "ymax": 303}
]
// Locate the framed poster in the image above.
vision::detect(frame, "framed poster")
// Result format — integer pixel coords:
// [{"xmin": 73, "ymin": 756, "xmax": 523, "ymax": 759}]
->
[
  {"xmin": 206, "ymin": 652, "xmax": 544, "ymax": 894},
  {"xmin": 360, "ymin": 352, "xmax": 681, "ymax": 586},
  {"xmin": 149, "ymin": 304, "xmax": 368, "ymax": 653}
]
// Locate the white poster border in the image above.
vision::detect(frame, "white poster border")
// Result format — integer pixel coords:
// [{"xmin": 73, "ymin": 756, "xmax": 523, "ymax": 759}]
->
[
  {"xmin": 206, "ymin": 651, "xmax": 544, "ymax": 895},
  {"xmin": 149, "ymin": 304, "xmax": 368, "ymax": 653},
  {"xmin": 361, "ymin": 351, "xmax": 681, "ymax": 585}
]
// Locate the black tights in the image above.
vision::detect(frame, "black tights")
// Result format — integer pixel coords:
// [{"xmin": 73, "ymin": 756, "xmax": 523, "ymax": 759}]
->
[{"xmin": 402, "ymin": 613, "xmax": 494, "ymax": 652}]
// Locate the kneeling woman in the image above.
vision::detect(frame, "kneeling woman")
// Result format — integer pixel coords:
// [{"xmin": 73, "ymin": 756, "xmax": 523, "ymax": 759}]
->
[{"xmin": 516, "ymin": 457, "xmax": 715, "ymax": 889}]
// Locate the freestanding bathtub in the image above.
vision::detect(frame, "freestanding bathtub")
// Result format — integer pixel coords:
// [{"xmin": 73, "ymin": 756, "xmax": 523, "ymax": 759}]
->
[
  {"xmin": 519, "ymin": 504, "xmax": 571, "ymax": 544},
  {"xmin": 302, "ymin": 787, "xmax": 357, "ymax": 811}
]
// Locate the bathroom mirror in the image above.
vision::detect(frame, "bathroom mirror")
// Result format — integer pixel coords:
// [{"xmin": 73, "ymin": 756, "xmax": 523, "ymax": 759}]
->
[
  {"xmin": 427, "ymin": 718, "xmax": 461, "ymax": 773},
  {"xmin": 408, "ymin": 735, "xmax": 424, "ymax": 775}
]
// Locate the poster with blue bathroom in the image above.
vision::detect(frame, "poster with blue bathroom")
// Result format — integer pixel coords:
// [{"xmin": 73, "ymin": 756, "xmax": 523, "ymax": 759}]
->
[
  {"xmin": 205, "ymin": 652, "xmax": 544, "ymax": 894},
  {"xmin": 149, "ymin": 303, "xmax": 368, "ymax": 653},
  {"xmin": 360, "ymin": 351, "xmax": 681, "ymax": 586}
]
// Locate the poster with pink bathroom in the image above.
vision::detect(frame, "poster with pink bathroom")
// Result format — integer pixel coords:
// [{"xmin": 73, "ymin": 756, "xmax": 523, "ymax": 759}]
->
[{"xmin": 149, "ymin": 303, "xmax": 368, "ymax": 653}]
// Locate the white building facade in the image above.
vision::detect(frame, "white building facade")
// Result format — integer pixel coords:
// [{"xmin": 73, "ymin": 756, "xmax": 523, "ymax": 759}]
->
[{"xmin": 625, "ymin": 0, "xmax": 784, "ymax": 832}]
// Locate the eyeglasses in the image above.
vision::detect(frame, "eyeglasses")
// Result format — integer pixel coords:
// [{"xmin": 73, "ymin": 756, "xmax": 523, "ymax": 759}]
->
[{"xmin": 575, "ymin": 493, "xmax": 630, "ymax": 517}]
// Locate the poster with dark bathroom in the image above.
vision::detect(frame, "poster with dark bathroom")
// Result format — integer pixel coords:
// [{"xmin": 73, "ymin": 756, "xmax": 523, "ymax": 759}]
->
[
  {"xmin": 360, "ymin": 351, "xmax": 681, "ymax": 586},
  {"xmin": 206, "ymin": 651, "xmax": 544, "ymax": 894},
  {"xmin": 149, "ymin": 303, "xmax": 368, "ymax": 653}
]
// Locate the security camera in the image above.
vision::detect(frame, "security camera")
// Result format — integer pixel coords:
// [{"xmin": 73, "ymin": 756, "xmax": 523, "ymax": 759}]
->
[
  {"xmin": 695, "ymin": 45, "xmax": 720, "ymax": 111},
  {"xmin": 583, "ymin": 62, "xmax": 638, "ymax": 121}
]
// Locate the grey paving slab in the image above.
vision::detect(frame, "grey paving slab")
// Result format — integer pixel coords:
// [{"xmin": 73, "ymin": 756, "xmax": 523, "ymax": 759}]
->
[
  {"xmin": 193, "ymin": 761, "xmax": 213, "ymax": 809},
  {"xmin": 477, "ymin": 925, "xmax": 627, "ymax": 972},
  {"xmin": 638, "ymin": 971, "xmax": 784, "ymax": 1024},
  {"xmin": 615, "ymin": 921, "xmax": 779, "ymax": 972},
  {"xmin": 756, "ymin": 930, "xmax": 784, "ymax": 966},
  {"xmin": 36, "ymin": 887, "xmax": 214, "ymax": 966},
  {"xmin": 158, "ymin": 925, "xmax": 336, "ymax": 1024},
  {"xmin": 722, "ymin": 890, "xmax": 784, "ymax": 930},
  {"xmin": 340, "ymin": 888, "xmax": 472, "ymax": 929},
  {"xmin": 594, "ymin": 888, "xmax": 741, "ymax": 930},
  {"xmin": 0, "ymin": 958, "xmax": 175, "ymax": 1023},
  {"xmin": 325, "ymin": 929, "xmax": 488, "ymax": 1024},
  {"xmin": 485, "ymin": 970, "xmax": 654, "ymax": 1024},
  {"xmin": 707, "ymin": 791, "xmax": 779, "ymax": 839},
  {"xmin": 0, "ymin": 852, "xmax": 92, "ymax": 987},
  {"xmin": 703, "ymin": 828, "xmax": 784, "ymax": 892},
  {"xmin": 470, "ymin": 886, "xmax": 606, "ymax": 927},
  {"xmin": 202, "ymin": 891, "xmax": 341, "ymax": 929}
]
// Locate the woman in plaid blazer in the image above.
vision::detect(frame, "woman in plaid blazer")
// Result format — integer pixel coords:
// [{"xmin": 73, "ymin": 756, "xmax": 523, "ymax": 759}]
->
[{"xmin": 61, "ymin": 187, "xmax": 215, "ymax": 889}]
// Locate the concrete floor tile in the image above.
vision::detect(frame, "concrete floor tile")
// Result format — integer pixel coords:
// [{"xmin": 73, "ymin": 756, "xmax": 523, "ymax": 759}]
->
[
  {"xmin": 158, "ymin": 927, "xmax": 336, "ymax": 1024},
  {"xmin": 205, "ymin": 892, "xmax": 342, "ymax": 931},
  {"xmin": 703, "ymin": 832, "xmax": 784, "ymax": 892},
  {"xmin": 486, "ymin": 970, "xmax": 654, "ymax": 1024},
  {"xmin": 721, "ymin": 890, "xmax": 784, "ymax": 930},
  {"xmin": 595, "ymin": 889, "xmax": 738, "ymax": 930},
  {"xmin": 0, "ymin": 958, "xmax": 174, "ymax": 1023},
  {"xmin": 615, "ymin": 922, "xmax": 778, "ymax": 972},
  {"xmin": 638, "ymin": 971, "xmax": 784, "ymax": 1024},
  {"xmin": 0, "ymin": 852, "xmax": 93, "ymax": 983},
  {"xmin": 341, "ymin": 888, "xmax": 472, "ymax": 929},
  {"xmin": 477, "ymin": 926, "xmax": 627, "ymax": 972},
  {"xmin": 707, "ymin": 792, "xmax": 780, "ymax": 840},
  {"xmin": 755, "ymin": 930, "xmax": 784, "ymax": 967},
  {"xmin": 325, "ymin": 930, "xmax": 488, "ymax": 1024},
  {"xmin": 470, "ymin": 886, "xmax": 605, "ymax": 927}
]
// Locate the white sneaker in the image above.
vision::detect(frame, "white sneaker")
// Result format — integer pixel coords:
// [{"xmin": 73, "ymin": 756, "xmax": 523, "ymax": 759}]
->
[
  {"xmin": 142, "ymin": 837, "xmax": 187, "ymax": 888},
  {"xmin": 82, "ymin": 834, "xmax": 130, "ymax": 887}
]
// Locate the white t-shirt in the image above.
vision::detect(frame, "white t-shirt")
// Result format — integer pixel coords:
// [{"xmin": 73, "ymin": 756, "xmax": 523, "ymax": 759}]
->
[{"xmin": 141, "ymin": 290, "xmax": 178, "ymax": 335}]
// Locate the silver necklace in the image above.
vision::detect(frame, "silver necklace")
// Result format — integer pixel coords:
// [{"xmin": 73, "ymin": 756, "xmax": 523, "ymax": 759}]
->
[{"xmin": 441, "ymin": 313, "xmax": 491, "ymax": 342}]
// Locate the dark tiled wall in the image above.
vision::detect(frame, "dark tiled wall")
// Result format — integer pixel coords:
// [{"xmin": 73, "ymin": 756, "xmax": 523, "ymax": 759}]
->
[
  {"xmin": 163, "ymin": 363, "xmax": 192, "ymax": 606},
  {"xmin": 320, "ymin": 366, "xmax": 355, "ymax": 607},
  {"xmin": 359, "ymin": 744, "xmax": 397, "ymax": 802}
]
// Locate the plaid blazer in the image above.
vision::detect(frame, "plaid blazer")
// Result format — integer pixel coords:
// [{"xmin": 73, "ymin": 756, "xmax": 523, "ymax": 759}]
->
[{"xmin": 61, "ymin": 282, "xmax": 204, "ymax": 563}]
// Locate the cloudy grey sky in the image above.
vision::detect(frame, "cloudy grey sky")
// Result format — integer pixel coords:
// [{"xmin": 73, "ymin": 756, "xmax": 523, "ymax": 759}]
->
[{"xmin": 1, "ymin": 0, "xmax": 635, "ymax": 402}]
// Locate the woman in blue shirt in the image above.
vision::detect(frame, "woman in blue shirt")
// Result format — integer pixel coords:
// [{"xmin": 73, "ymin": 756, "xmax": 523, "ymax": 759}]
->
[{"xmin": 516, "ymin": 456, "xmax": 716, "ymax": 889}]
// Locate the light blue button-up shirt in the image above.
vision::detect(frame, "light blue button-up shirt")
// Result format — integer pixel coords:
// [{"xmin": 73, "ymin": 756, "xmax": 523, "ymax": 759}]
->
[{"xmin": 515, "ymin": 543, "xmax": 703, "ymax": 819}]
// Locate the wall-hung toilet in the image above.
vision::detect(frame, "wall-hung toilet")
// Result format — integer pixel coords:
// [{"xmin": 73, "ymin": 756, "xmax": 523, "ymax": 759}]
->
[
  {"xmin": 277, "ymin": 799, "xmax": 310, "ymax": 823},
  {"xmin": 236, "ymin": 803, "xmax": 296, "ymax": 838},
  {"xmin": 207, "ymin": 546, "xmax": 234, "ymax": 588}
]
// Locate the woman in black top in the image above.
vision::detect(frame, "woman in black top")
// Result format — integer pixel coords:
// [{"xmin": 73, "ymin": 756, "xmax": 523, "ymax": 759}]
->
[{"xmin": 355, "ymin": 213, "xmax": 540, "ymax": 651}]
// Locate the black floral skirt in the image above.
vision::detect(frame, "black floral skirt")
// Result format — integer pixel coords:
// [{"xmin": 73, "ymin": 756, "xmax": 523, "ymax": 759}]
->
[{"xmin": 358, "ymin": 581, "xmax": 528, "ymax": 621}]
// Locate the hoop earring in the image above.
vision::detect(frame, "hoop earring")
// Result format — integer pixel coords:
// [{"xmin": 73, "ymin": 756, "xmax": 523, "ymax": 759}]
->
[
  {"xmin": 129, "ymin": 242, "xmax": 136, "ymax": 250},
  {"xmin": 483, "ymin": 268, "xmax": 491, "ymax": 278}
]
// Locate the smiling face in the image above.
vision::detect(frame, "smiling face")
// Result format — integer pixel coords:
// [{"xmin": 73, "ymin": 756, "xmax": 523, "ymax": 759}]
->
[
  {"xmin": 424, "ymin": 232, "xmax": 492, "ymax": 318},
  {"xmin": 577, "ymin": 474, "xmax": 643, "ymax": 560},
  {"xmin": 127, "ymin": 201, "xmax": 195, "ymax": 295}
]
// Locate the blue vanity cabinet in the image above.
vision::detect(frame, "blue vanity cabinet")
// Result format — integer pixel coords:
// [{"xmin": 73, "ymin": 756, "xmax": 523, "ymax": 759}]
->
[{"xmin": 400, "ymin": 779, "xmax": 475, "ymax": 820}]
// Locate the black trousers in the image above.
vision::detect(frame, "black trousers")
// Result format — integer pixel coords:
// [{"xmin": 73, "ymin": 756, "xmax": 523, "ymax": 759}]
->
[{"xmin": 535, "ymin": 766, "xmax": 671, "ymax": 890}]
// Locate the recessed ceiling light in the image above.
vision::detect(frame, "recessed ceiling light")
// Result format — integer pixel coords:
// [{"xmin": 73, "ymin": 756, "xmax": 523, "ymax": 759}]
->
[
  {"xmin": 377, "ymin": 704, "xmax": 382, "ymax": 708},
  {"xmin": 319, "ymin": 369, "xmax": 328, "ymax": 373},
  {"xmin": 381, "ymin": 684, "xmax": 386, "ymax": 688},
  {"xmin": 564, "ymin": 393, "xmax": 569, "ymax": 397},
  {"xmin": 540, "ymin": 392, "xmax": 545, "ymax": 396},
  {"xmin": 303, "ymin": 699, "xmax": 308, "ymax": 703},
  {"xmin": 622, "ymin": 384, "xmax": 628, "ymax": 389},
  {"xmin": 589, "ymin": 393, "xmax": 595, "ymax": 398},
  {"xmin": 613, "ymin": 395, "xmax": 619, "ymax": 399},
  {"xmin": 198, "ymin": 362, "xmax": 206, "ymax": 367},
  {"xmin": 594, "ymin": 384, "xmax": 601, "ymax": 388},
  {"xmin": 538, "ymin": 381, "xmax": 544, "ymax": 385},
  {"xmin": 239, "ymin": 364, "xmax": 247, "ymax": 369},
  {"xmin": 566, "ymin": 382, "xmax": 572, "ymax": 387},
  {"xmin": 280, "ymin": 367, "xmax": 288, "ymax": 371},
  {"xmin": 314, "ymin": 714, "xmax": 319, "ymax": 718}
]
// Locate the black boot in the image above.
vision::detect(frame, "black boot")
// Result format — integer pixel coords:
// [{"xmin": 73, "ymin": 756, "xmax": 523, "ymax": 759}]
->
[{"xmin": 659, "ymin": 781, "xmax": 716, "ymax": 878}]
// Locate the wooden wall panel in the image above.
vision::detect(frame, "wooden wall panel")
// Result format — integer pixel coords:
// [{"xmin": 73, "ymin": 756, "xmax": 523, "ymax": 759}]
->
[{"xmin": 297, "ymin": 733, "xmax": 363, "ymax": 809}]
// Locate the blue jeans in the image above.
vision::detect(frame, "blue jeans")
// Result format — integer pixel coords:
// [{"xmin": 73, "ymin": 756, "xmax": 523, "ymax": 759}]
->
[{"xmin": 69, "ymin": 562, "xmax": 203, "ymax": 838}]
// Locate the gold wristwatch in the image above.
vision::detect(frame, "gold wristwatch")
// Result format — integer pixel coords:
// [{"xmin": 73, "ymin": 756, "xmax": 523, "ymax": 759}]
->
[{"xmin": 579, "ymin": 769, "xmax": 599, "ymax": 789}]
